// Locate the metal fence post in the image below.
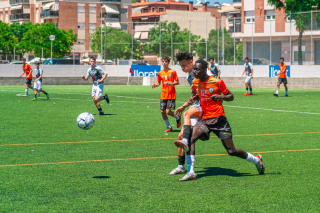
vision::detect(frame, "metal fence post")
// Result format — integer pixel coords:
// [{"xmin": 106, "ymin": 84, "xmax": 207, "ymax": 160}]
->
[
  {"xmin": 206, "ymin": 19, "xmax": 208, "ymax": 61},
  {"xmin": 270, "ymin": 18, "xmax": 272, "ymax": 64},
  {"xmin": 290, "ymin": 12, "xmax": 292, "ymax": 65},
  {"xmin": 234, "ymin": 17, "xmax": 235, "ymax": 66},
  {"xmin": 159, "ymin": 22, "xmax": 161, "ymax": 58},
  {"xmin": 251, "ymin": 17, "xmax": 253, "ymax": 63},
  {"xmin": 218, "ymin": 20, "xmax": 219, "ymax": 63},
  {"xmin": 171, "ymin": 22, "xmax": 173, "ymax": 64},
  {"xmin": 132, "ymin": 22, "xmax": 133, "ymax": 61},
  {"xmin": 311, "ymin": 10, "xmax": 313, "ymax": 64},
  {"xmin": 189, "ymin": 20, "xmax": 191, "ymax": 53}
]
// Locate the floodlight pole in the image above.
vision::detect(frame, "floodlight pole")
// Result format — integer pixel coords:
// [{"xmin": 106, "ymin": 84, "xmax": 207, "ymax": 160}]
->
[{"xmin": 49, "ymin": 35, "xmax": 55, "ymax": 64}]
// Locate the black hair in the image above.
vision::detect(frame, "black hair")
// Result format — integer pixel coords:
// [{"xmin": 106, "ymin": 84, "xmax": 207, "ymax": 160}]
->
[
  {"xmin": 209, "ymin": 57, "xmax": 215, "ymax": 61},
  {"xmin": 195, "ymin": 59, "xmax": 208, "ymax": 71},
  {"xmin": 162, "ymin": 55, "xmax": 171, "ymax": 63},
  {"xmin": 176, "ymin": 52, "xmax": 193, "ymax": 62},
  {"xmin": 245, "ymin": 57, "xmax": 249, "ymax": 60},
  {"xmin": 280, "ymin": 57, "xmax": 284, "ymax": 61},
  {"xmin": 35, "ymin": 62, "xmax": 40, "ymax": 65}
]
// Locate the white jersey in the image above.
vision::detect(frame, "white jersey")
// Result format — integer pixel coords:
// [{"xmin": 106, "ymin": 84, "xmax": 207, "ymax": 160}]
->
[
  {"xmin": 244, "ymin": 63, "xmax": 253, "ymax": 77},
  {"xmin": 86, "ymin": 66, "xmax": 106, "ymax": 86},
  {"xmin": 209, "ymin": 63, "xmax": 220, "ymax": 77},
  {"xmin": 34, "ymin": 68, "xmax": 44, "ymax": 81}
]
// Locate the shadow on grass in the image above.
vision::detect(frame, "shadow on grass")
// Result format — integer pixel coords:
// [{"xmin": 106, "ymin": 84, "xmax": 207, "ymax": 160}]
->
[
  {"xmin": 92, "ymin": 176, "xmax": 110, "ymax": 179},
  {"xmin": 196, "ymin": 167, "xmax": 256, "ymax": 179},
  {"xmin": 93, "ymin": 114, "xmax": 117, "ymax": 116}
]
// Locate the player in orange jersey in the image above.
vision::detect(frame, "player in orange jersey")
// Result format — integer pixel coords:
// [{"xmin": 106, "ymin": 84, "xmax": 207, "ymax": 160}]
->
[
  {"xmin": 175, "ymin": 59, "xmax": 265, "ymax": 181},
  {"xmin": 273, "ymin": 57, "xmax": 288, "ymax": 97},
  {"xmin": 19, "ymin": 57, "xmax": 35, "ymax": 97},
  {"xmin": 152, "ymin": 55, "xmax": 181, "ymax": 132}
]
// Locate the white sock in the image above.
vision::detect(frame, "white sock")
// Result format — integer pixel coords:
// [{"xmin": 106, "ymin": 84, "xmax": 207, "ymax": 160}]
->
[
  {"xmin": 187, "ymin": 155, "xmax": 195, "ymax": 174},
  {"xmin": 245, "ymin": 152, "xmax": 260, "ymax": 164},
  {"xmin": 164, "ymin": 119, "xmax": 171, "ymax": 129},
  {"xmin": 276, "ymin": 90, "xmax": 279, "ymax": 94},
  {"xmin": 174, "ymin": 115, "xmax": 180, "ymax": 120},
  {"xmin": 25, "ymin": 89, "xmax": 28, "ymax": 95},
  {"xmin": 182, "ymin": 138, "xmax": 188, "ymax": 144}
]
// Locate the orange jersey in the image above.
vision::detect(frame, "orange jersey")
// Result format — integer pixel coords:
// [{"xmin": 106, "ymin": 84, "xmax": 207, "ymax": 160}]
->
[
  {"xmin": 22, "ymin": 64, "xmax": 32, "ymax": 79},
  {"xmin": 157, "ymin": 69, "xmax": 179, "ymax": 100},
  {"xmin": 193, "ymin": 76, "xmax": 229, "ymax": 120},
  {"xmin": 279, "ymin": 64, "xmax": 287, "ymax": 78}
]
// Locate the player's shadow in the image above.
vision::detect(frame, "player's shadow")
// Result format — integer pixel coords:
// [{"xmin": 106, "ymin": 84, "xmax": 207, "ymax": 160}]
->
[
  {"xmin": 171, "ymin": 130, "xmax": 181, "ymax": 133},
  {"xmin": 92, "ymin": 176, "xmax": 110, "ymax": 179},
  {"xmin": 93, "ymin": 113, "xmax": 117, "ymax": 116},
  {"xmin": 196, "ymin": 167, "xmax": 256, "ymax": 179}
]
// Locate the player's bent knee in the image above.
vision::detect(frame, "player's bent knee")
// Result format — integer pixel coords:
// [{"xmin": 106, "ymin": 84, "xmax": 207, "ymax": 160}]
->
[{"xmin": 178, "ymin": 132, "xmax": 183, "ymax": 140}]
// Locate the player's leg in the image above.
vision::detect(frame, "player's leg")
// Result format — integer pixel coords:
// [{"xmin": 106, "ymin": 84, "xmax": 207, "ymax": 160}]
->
[
  {"xmin": 161, "ymin": 100, "xmax": 172, "ymax": 132},
  {"xmin": 274, "ymin": 80, "xmax": 281, "ymax": 97},
  {"xmin": 23, "ymin": 81, "xmax": 29, "ymax": 97},
  {"xmin": 244, "ymin": 80, "xmax": 249, "ymax": 95},
  {"xmin": 248, "ymin": 82, "xmax": 253, "ymax": 95},
  {"xmin": 168, "ymin": 127, "xmax": 186, "ymax": 175},
  {"xmin": 284, "ymin": 80, "xmax": 288, "ymax": 96},
  {"xmin": 165, "ymin": 99, "xmax": 181, "ymax": 128},
  {"xmin": 174, "ymin": 106, "xmax": 200, "ymax": 148},
  {"xmin": 33, "ymin": 81, "xmax": 38, "ymax": 100}
]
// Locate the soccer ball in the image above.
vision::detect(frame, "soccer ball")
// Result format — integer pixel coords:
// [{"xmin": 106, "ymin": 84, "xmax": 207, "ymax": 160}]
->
[{"xmin": 77, "ymin": 112, "xmax": 95, "ymax": 130}]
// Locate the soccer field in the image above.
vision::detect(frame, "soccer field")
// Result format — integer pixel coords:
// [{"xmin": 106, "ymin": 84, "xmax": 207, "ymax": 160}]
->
[{"xmin": 0, "ymin": 85, "xmax": 319, "ymax": 212}]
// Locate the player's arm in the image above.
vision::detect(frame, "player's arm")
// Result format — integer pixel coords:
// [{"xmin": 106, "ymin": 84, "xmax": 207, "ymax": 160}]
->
[
  {"xmin": 19, "ymin": 70, "xmax": 25, "ymax": 77},
  {"xmin": 35, "ymin": 73, "xmax": 42, "ymax": 82},
  {"xmin": 82, "ymin": 75, "xmax": 89, "ymax": 81},
  {"xmin": 165, "ymin": 80, "xmax": 179, "ymax": 86},
  {"xmin": 218, "ymin": 70, "xmax": 221, "ymax": 79},
  {"xmin": 241, "ymin": 70, "xmax": 245, "ymax": 78},
  {"xmin": 251, "ymin": 69, "xmax": 253, "ymax": 78},
  {"xmin": 152, "ymin": 80, "xmax": 161, "ymax": 88},
  {"xmin": 174, "ymin": 95, "xmax": 199, "ymax": 116},
  {"xmin": 97, "ymin": 71, "xmax": 108, "ymax": 83},
  {"xmin": 211, "ymin": 91, "xmax": 234, "ymax": 102}
]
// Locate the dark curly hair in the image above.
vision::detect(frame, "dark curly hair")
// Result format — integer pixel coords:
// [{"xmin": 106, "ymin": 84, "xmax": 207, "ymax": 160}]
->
[{"xmin": 175, "ymin": 52, "xmax": 193, "ymax": 62}]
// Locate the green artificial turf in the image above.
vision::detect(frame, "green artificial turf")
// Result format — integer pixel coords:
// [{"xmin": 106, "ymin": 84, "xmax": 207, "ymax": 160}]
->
[{"xmin": 0, "ymin": 85, "xmax": 319, "ymax": 212}]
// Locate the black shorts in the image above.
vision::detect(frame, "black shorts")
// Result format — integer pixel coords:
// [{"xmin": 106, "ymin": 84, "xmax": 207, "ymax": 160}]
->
[
  {"xmin": 194, "ymin": 116, "xmax": 232, "ymax": 141},
  {"xmin": 160, "ymin": 99, "xmax": 175, "ymax": 110},
  {"xmin": 25, "ymin": 79, "xmax": 32, "ymax": 85},
  {"xmin": 278, "ymin": 78, "xmax": 287, "ymax": 84}
]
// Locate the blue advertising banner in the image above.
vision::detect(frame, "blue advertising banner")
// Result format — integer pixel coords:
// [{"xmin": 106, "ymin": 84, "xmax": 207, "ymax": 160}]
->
[
  {"xmin": 269, "ymin": 65, "xmax": 290, "ymax": 78},
  {"xmin": 130, "ymin": 65, "xmax": 161, "ymax": 77}
]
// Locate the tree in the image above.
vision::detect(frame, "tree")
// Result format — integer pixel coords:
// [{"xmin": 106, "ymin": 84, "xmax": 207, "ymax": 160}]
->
[
  {"xmin": 19, "ymin": 23, "xmax": 77, "ymax": 58},
  {"xmin": 10, "ymin": 22, "xmax": 33, "ymax": 57},
  {"xmin": 268, "ymin": 0, "xmax": 320, "ymax": 65},
  {"xmin": 89, "ymin": 26, "xmax": 143, "ymax": 62},
  {"xmin": 0, "ymin": 21, "xmax": 18, "ymax": 61},
  {"xmin": 197, "ymin": 28, "xmax": 236, "ymax": 64},
  {"xmin": 236, "ymin": 43, "xmax": 243, "ymax": 63},
  {"xmin": 144, "ymin": 21, "xmax": 200, "ymax": 58}
]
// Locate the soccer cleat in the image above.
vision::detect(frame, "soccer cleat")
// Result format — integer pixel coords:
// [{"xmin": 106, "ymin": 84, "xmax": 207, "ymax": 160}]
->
[
  {"xmin": 168, "ymin": 166, "xmax": 186, "ymax": 175},
  {"xmin": 174, "ymin": 140, "xmax": 189, "ymax": 152},
  {"xmin": 273, "ymin": 93, "xmax": 278, "ymax": 97},
  {"xmin": 284, "ymin": 94, "xmax": 288, "ymax": 97},
  {"xmin": 22, "ymin": 95, "xmax": 28, "ymax": 97},
  {"xmin": 32, "ymin": 98, "xmax": 38, "ymax": 101},
  {"xmin": 249, "ymin": 93, "xmax": 253, "ymax": 95},
  {"xmin": 105, "ymin": 94, "xmax": 110, "ymax": 104},
  {"xmin": 179, "ymin": 172, "xmax": 196, "ymax": 181},
  {"xmin": 244, "ymin": 92, "xmax": 249, "ymax": 95},
  {"xmin": 46, "ymin": 93, "xmax": 49, "ymax": 99},
  {"xmin": 97, "ymin": 111, "xmax": 104, "ymax": 116},
  {"xmin": 176, "ymin": 116, "xmax": 181, "ymax": 128},
  {"xmin": 164, "ymin": 128, "xmax": 173, "ymax": 132},
  {"xmin": 255, "ymin": 154, "xmax": 265, "ymax": 175}
]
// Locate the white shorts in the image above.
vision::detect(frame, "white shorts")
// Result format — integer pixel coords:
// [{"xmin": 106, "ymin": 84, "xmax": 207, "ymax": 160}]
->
[
  {"xmin": 34, "ymin": 80, "xmax": 42, "ymax": 90},
  {"xmin": 190, "ymin": 103, "xmax": 203, "ymax": 127},
  {"xmin": 245, "ymin": 76, "xmax": 251, "ymax": 84},
  {"xmin": 91, "ymin": 84, "xmax": 104, "ymax": 98}
]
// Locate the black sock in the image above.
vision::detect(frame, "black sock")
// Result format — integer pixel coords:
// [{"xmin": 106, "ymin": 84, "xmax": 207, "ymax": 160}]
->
[
  {"xmin": 183, "ymin": 125, "xmax": 191, "ymax": 139},
  {"xmin": 250, "ymin": 88, "xmax": 252, "ymax": 92},
  {"xmin": 43, "ymin": 91, "xmax": 47, "ymax": 95},
  {"xmin": 98, "ymin": 107, "xmax": 102, "ymax": 112},
  {"xmin": 178, "ymin": 155, "xmax": 185, "ymax": 165},
  {"xmin": 246, "ymin": 87, "xmax": 248, "ymax": 91},
  {"xmin": 35, "ymin": 94, "xmax": 37, "ymax": 98}
]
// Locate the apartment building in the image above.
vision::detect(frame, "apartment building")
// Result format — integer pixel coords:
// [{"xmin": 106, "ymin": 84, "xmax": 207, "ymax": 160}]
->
[
  {"xmin": 0, "ymin": 0, "xmax": 131, "ymax": 61},
  {"xmin": 220, "ymin": 0, "xmax": 320, "ymax": 65}
]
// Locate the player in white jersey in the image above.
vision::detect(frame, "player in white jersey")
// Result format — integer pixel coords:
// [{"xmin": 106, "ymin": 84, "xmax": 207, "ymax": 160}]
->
[
  {"xmin": 209, "ymin": 57, "xmax": 220, "ymax": 79},
  {"xmin": 81, "ymin": 56, "xmax": 110, "ymax": 115},
  {"xmin": 241, "ymin": 57, "xmax": 254, "ymax": 95},
  {"xmin": 167, "ymin": 52, "xmax": 212, "ymax": 176},
  {"xmin": 33, "ymin": 62, "xmax": 49, "ymax": 100}
]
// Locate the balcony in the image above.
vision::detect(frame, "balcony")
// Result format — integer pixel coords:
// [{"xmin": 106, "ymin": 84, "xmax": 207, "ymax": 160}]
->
[
  {"xmin": 100, "ymin": 0, "xmax": 121, "ymax": 4},
  {"xmin": 101, "ymin": 13, "xmax": 119, "ymax": 21},
  {"xmin": 233, "ymin": 0, "xmax": 241, "ymax": 8},
  {"xmin": 10, "ymin": 13, "xmax": 30, "ymax": 21},
  {"xmin": 9, "ymin": 0, "xmax": 29, "ymax": 5},
  {"xmin": 228, "ymin": 18, "xmax": 242, "ymax": 33},
  {"xmin": 41, "ymin": 10, "xmax": 59, "ymax": 19}
]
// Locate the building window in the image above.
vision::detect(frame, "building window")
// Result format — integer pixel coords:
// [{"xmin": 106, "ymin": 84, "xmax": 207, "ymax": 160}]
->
[
  {"xmin": 36, "ymin": 8, "xmax": 39, "ymax": 14},
  {"xmin": 6, "ymin": 11, "xmax": 8, "ymax": 17},
  {"xmin": 121, "ymin": 8, "xmax": 127, "ymax": 14},
  {"xmin": 89, "ymin": 7, "xmax": 95, "ymax": 13},
  {"xmin": 265, "ymin": 10, "xmax": 275, "ymax": 20},
  {"xmin": 78, "ymin": 23, "xmax": 85, "ymax": 29},
  {"xmin": 78, "ymin": 40, "xmax": 85, "ymax": 44},
  {"xmin": 159, "ymin": 7, "xmax": 165, "ymax": 12},
  {"xmin": 245, "ymin": 11, "xmax": 254, "ymax": 23},
  {"xmin": 78, "ymin": 6, "xmax": 85, "ymax": 13},
  {"xmin": 151, "ymin": 7, "xmax": 155, "ymax": 12},
  {"xmin": 89, "ymin": 23, "xmax": 96, "ymax": 30},
  {"xmin": 121, "ymin": 24, "xmax": 127, "ymax": 31},
  {"xmin": 142, "ymin": 8, "xmax": 148, "ymax": 13}
]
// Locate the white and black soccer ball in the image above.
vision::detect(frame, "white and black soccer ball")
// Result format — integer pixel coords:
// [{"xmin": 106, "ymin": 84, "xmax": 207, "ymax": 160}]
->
[{"xmin": 77, "ymin": 112, "xmax": 95, "ymax": 130}]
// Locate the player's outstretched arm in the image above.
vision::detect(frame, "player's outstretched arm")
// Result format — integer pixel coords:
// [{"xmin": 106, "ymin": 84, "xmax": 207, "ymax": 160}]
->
[
  {"xmin": 19, "ymin": 71, "xmax": 25, "ymax": 77},
  {"xmin": 81, "ymin": 75, "xmax": 88, "ymax": 81},
  {"xmin": 152, "ymin": 81, "xmax": 160, "ymax": 88},
  {"xmin": 210, "ymin": 91, "xmax": 234, "ymax": 102},
  {"xmin": 174, "ymin": 95, "xmax": 198, "ymax": 116}
]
